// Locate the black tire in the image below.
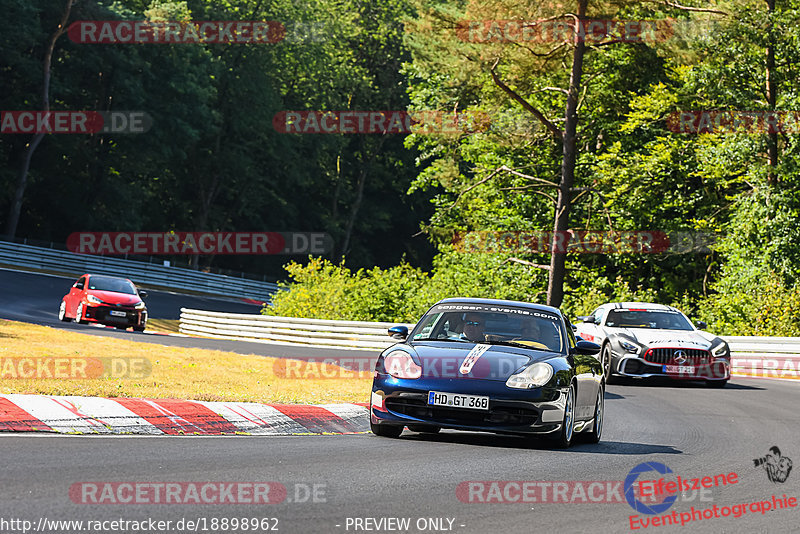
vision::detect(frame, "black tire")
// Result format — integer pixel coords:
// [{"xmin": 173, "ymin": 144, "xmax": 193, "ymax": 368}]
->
[
  {"xmin": 706, "ymin": 380, "xmax": 728, "ymax": 388},
  {"xmin": 116, "ymin": 326, "xmax": 128, "ymax": 330},
  {"xmin": 58, "ymin": 301, "xmax": 71, "ymax": 322},
  {"xmin": 133, "ymin": 325, "xmax": 145, "ymax": 332},
  {"xmin": 602, "ymin": 345, "xmax": 618, "ymax": 384},
  {"xmin": 370, "ymin": 422, "xmax": 403, "ymax": 438},
  {"xmin": 583, "ymin": 384, "xmax": 604, "ymax": 444},
  {"xmin": 76, "ymin": 302, "xmax": 88, "ymax": 324},
  {"xmin": 551, "ymin": 383, "xmax": 576, "ymax": 449},
  {"xmin": 407, "ymin": 424, "xmax": 440, "ymax": 434}
]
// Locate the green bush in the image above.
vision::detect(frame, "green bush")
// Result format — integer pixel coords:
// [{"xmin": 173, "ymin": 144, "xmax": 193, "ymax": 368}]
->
[
  {"xmin": 265, "ymin": 253, "xmax": 800, "ymax": 336},
  {"xmin": 264, "ymin": 248, "xmax": 548, "ymax": 322}
]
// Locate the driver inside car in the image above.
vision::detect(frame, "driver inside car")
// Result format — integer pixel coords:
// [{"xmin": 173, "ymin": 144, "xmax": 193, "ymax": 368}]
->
[
  {"xmin": 514, "ymin": 318, "xmax": 550, "ymax": 350},
  {"xmin": 461, "ymin": 313, "xmax": 486, "ymax": 342}
]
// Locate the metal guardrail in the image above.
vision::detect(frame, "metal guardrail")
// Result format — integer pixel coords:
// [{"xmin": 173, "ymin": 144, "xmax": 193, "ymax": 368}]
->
[
  {"xmin": 0, "ymin": 241, "xmax": 279, "ymax": 301},
  {"xmin": 725, "ymin": 336, "xmax": 800, "ymax": 378},
  {"xmin": 180, "ymin": 309, "xmax": 414, "ymax": 351},
  {"xmin": 178, "ymin": 310, "xmax": 800, "ymax": 377}
]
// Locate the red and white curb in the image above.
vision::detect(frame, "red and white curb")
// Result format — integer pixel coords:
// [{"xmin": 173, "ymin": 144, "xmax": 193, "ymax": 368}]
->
[{"xmin": 0, "ymin": 394, "xmax": 370, "ymax": 436}]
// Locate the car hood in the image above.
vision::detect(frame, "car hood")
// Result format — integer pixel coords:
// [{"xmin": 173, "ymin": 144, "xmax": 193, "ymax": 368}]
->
[
  {"xmin": 88, "ymin": 290, "xmax": 142, "ymax": 306},
  {"xmin": 610, "ymin": 328, "xmax": 713, "ymax": 350},
  {"xmin": 407, "ymin": 341, "xmax": 560, "ymax": 381}
]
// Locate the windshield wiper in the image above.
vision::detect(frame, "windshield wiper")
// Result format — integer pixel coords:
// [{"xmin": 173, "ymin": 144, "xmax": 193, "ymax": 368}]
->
[
  {"xmin": 413, "ymin": 337, "xmax": 471, "ymax": 343},
  {"xmin": 483, "ymin": 339, "xmax": 560, "ymax": 353}
]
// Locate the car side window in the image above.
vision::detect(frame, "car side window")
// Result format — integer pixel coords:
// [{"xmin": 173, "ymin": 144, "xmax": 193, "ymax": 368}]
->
[
  {"xmin": 566, "ymin": 322, "xmax": 577, "ymax": 349},
  {"xmin": 592, "ymin": 307, "xmax": 604, "ymax": 325}
]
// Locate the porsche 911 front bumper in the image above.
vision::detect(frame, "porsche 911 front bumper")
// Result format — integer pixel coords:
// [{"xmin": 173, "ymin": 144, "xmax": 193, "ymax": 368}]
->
[{"xmin": 370, "ymin": 379, "xmax": 571, "ymax": 436}]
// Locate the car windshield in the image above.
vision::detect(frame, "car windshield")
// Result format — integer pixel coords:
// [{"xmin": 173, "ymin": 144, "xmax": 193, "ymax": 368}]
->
[
  {"xmin": 411, "ymin": 303, "xmax": 564, "ymax": 353},
  {"xmin": 87, "ymin": 276, "xmax": 137, "ymax": 295},
  {"xmin": 605, "ymin": 309, "xmax": 693, "ymax": 330}
]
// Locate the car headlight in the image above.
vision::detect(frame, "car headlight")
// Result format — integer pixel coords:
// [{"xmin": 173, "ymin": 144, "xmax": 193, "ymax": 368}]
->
[
  {"xmin": 134, "ymin": 301, "xmax": 146, "ymax": 309},
  {"xmin": 86, "ymin": 295, "xmax": 104, "ymax": 305},
  {"xmin": 619, "ymin": 339, "xmax": 641, "ymax": 354},
  {"xmin": 506, "ymin": 362, "xmax": 554, "ymax": 389},
  {"xmin": 711, "ymin": 341, "xmax": 729, "ymax": 358},
  {"xmin": 382, "ymin": 352, "xmax": 422, "ymax": 379}
]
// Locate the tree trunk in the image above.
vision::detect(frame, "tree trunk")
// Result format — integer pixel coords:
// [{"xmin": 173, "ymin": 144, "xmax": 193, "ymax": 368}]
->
[
  {"xmin": 546, "ymin": 0, "xmax": 588, "ymax": 308},
  {"xmin": 3, "ymin": 0, "xmax": 74, "ymax": 239},
  {"xmin": 765, "ymin": 0, "xmax": 778, "ymax": 184}
]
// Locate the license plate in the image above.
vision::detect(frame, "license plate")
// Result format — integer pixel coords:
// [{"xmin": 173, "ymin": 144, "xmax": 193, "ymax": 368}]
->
[
  {"xmin": 427, "ymin": 391, "xmax": 489, "ymax": 410},
  {"xmin": 110, "ymin": 310, "xmax": 127, "ymax": 317},
  {"xmin": 663, "ymin": 365, "xmax": 695, "ymax": 374}
]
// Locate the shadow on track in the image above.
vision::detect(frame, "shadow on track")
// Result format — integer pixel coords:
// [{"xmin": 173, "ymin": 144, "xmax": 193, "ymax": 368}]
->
[
  {"xmin": 397, "ymin": 431, "xmax": 682, "ymax": 455},
  {"xmin": 611, "ymin": 377, "xmax": 764, "ymax": 390}
]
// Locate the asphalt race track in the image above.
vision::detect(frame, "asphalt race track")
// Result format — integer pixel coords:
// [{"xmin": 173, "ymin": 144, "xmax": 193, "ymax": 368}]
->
[
  {"xmin": 0, "ymin": 379, "xmax": 797, "ymax": 532},
  {"xmin": 1, "ymin": 269, "xmax": 799, "ymax": 533}
]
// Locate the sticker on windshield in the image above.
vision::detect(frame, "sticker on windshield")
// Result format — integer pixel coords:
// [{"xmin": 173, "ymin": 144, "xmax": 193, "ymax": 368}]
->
[{"xmin": 460, "ymin": 344, "xmax": 491, "ymax": 375}]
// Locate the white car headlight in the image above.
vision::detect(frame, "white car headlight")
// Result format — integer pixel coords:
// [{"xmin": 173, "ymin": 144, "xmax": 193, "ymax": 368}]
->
[
  {"xmin": 134, "ymin": 301, "xmax": 146, "ymax": 309},
  {"xmin": 711, "ymin": 342, "xmax": 729, "ymax": 357},
  {"xmin": 506, "ymin": 362, "xmax": 554, "ymax": 389},
  {"xmin": 86, "ymin": 295, "xmax": 104, "ymax": 305},
  {"xmin": 619, "ymin": 339, "xmax": 640, "ymax": 354}
]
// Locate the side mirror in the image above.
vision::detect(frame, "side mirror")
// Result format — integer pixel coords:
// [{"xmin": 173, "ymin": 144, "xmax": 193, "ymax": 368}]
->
[
  {"xmin": 388, "ymin": 326, "xmax": 408, "ymax": 340},
  {"xmin": 139, "ymin": 290, "xmax": 148, "ymax": 298},
  {"xmin": 573, "ymin": 340, "xmax": 601, "ymax": 355},
  {"xmin": 576, "ymin": 315, "xmax": 595, "ymax": 324},
  {"xmin": 75, "ymin": 283, "xmax": 84, "ymax": 290},
  {"xmin": 695, "ymin": 320, "xmax": 707, "ymax": 330}
]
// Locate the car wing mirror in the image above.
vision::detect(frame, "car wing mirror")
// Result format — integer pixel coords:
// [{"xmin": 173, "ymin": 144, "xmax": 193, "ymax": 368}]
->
[
  {"xmin": 576, "ymin": 315, "xmax": 595, "ymax": 324},
  {"xmin": 139, "ymin": 290, "xmax": 148, "ymax": 298},
  {"xmin": 573, "ymin": 340, "xmax": 601, "ymax": 355},
  {"xmin": 695, "ymin": 320, "xmax": 707, "ymax": 330},
  {"xmin": 388, "ymin": 326, "xmax": 408, "ymax": 340}
]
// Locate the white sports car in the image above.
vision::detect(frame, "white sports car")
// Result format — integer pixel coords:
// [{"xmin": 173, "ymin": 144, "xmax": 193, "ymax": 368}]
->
[{"xmin": 574, "ymin": 302, "xmax": 730, "ymax": 387}]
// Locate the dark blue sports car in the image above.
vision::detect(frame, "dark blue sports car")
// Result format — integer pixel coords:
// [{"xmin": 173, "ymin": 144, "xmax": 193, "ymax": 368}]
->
[{"xmin": 370, "ymin": 298, "xmax": 604, "ymax": 447}]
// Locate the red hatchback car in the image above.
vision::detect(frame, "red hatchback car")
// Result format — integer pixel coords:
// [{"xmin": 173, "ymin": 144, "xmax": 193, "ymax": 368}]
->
[{"xmin": 58, "ymin": 274, "xmax": 148, "ymax": 331}]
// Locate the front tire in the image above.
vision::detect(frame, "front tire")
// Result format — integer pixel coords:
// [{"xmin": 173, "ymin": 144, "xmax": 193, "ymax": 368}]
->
[
  {"xmin": 370, "ymin": 422, "xmax": 403, "ymax": 438},
  {"xmin": 58, "ymin": 301, "xmax": 71, "ymax": 322},
  {"xmin": 583, "ymin": 384, "xmax": 604, "ymax": 444},
  {"xmin": 76, "ymin": 302, "xmax": 88, "ymax": 324},
  {"xmin": 602, "ymin": 345, "xmax": 618, "ymax": 384},
  {"xmin": 551, "ymin": 383, "xmax": 576, "ymax": 448}
]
